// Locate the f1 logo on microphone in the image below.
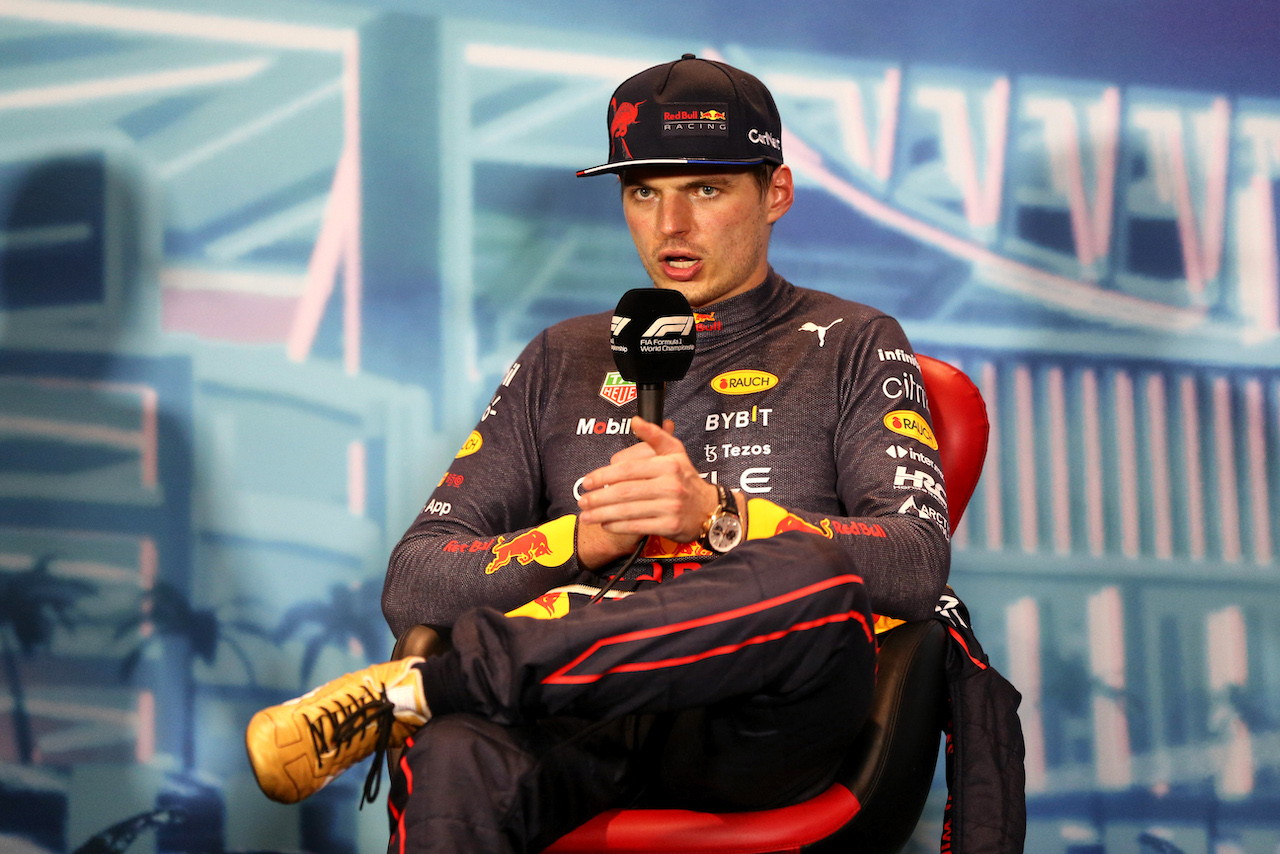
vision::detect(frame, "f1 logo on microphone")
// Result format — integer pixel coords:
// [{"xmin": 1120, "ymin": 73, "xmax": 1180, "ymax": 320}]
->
[
  {"xmin": 642, "ymin": 316, "xmax": 694, "ymax": 338},
  {"xmin": 611, "ymin": 316, "xmax": 631, "ymax": 336}
]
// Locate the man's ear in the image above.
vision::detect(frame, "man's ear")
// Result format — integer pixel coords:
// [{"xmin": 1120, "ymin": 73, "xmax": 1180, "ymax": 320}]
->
[{"xmin": 766, "ymin": 164, "xmax": 794, "ymax": 224}]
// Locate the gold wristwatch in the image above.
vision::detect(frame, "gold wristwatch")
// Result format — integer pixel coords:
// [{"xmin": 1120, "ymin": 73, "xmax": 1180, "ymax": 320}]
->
[{"xmin": 698, "ymin": 482, "xmax": 743, "ymax": 554}]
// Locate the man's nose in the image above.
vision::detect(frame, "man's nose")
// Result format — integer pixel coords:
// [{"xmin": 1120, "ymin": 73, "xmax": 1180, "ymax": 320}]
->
[{"xmin": 658, "ymin": 197, "xmax": 691, "ymax": 236}]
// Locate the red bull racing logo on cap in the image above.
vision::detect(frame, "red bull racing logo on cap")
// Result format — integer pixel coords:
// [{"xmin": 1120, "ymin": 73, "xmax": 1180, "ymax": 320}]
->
[{"xmin": 663, "ymin": 103, "xmax": 729, "ymax": 137}]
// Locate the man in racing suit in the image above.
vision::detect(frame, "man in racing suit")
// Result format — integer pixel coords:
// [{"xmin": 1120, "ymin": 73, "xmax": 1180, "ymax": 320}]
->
[{"xmin": 245, "ymin": 54, "xmax": 950, "ymax": 853}]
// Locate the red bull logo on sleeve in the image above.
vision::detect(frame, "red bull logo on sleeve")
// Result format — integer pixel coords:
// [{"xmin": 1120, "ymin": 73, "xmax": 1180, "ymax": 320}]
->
[
  {"xmin": 773, "ymin": 513, "xmax": 835, "ymax": 539},
  {"xmin": 484, "ymin": 515, "xmax": 576, "ymax": 574},
  {"xmin": 485, "ymin": 530, "xmax": 551, "ymax": 574}
]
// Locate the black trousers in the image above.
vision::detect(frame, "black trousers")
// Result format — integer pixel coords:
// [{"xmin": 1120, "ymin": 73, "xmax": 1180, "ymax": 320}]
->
[{"xmin": 387, "ymin": 532, "xmax": 877, "ymax": 854}]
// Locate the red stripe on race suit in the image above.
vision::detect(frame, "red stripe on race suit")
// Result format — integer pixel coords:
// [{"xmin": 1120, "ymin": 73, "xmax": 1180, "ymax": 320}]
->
[{"xmin": 544, "ymin": 574, "xmax": 869, "ymax": 685}]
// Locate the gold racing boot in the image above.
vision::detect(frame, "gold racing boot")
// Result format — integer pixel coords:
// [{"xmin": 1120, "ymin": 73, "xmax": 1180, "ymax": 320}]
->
[{"xmin": 246, "ymin": 657, "xmax": 429, "ymax": 805}]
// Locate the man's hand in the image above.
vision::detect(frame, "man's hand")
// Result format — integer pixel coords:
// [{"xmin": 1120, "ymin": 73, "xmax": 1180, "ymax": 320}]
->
[{"xmin": 576, "ymin": 417, "xmax": 720, "ymax": 569}]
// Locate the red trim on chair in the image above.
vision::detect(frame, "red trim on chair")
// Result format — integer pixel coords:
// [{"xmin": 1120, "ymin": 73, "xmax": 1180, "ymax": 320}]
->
[
  {"xmin": 543, "ymin": 783, "xmax": 862, "ymax": 853},
  {"xmin": 544, "ymin": 574, "xmax": 869, "ymax": 685}
]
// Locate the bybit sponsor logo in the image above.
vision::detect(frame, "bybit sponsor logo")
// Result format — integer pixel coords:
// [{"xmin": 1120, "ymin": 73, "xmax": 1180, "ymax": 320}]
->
[
  {"xmin": 711, "ymin": 370, "xmax": 778, "ymax": 395},
  {"xmin": 577, "ymin": 417, "xmax": 633, "ymax": 436},
  {"xmin": 884, "ymin": 410, "xmax": 938, "ymax": 449},
  {"xmin": 704, "ymin": 406, "xmax": 773, "ymax": 431}
]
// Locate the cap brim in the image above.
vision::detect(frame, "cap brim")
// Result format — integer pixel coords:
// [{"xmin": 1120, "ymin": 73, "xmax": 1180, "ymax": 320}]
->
[{"xmin": 576, "ymin": 156, "xmax": 770, "ymax": 177}]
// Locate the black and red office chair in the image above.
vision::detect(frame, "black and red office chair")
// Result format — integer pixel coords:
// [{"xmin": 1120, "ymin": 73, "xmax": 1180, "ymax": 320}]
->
[{"xmin": 392, "ymin": 355, "xmax": 989, "ymax": 854}]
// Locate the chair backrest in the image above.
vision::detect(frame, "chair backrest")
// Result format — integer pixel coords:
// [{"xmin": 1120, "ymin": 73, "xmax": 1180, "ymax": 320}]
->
[{"xmin": 917, "ymin": 354, "xmax": 989, "ymax": 531}]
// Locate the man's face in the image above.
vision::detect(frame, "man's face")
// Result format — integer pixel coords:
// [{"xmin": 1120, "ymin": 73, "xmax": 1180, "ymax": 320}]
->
[{"xmin": 620, "ymin": 165, "xmax": 793, "ymax": 308}]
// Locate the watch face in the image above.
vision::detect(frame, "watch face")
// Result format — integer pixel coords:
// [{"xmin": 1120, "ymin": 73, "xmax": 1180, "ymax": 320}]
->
[{"xmin": 707, "ymin": 514, "xmax": 743, "ymax": 552}]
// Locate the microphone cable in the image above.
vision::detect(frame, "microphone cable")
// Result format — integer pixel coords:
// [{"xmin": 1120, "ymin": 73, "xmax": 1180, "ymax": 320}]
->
[{"xmin": 588, "ymin": 536, "xmax": 649, "ymax": 604}]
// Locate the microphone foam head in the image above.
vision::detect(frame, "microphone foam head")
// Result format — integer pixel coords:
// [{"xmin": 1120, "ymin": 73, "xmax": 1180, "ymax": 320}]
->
[{"xmin": 610, "ymin": 288, "xmax": 697, "ymax": 383}]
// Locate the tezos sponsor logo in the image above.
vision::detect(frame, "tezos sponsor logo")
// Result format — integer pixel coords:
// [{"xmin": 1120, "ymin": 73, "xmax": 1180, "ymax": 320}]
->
[
  {"xmin": 884, "ymin": 410, "xmax": 938, "ymax": 449},
  {"xmin": 600, "ymin": 371, "xmax": 637, "ymax": 407},
  {"xmin": 577, "ymin": 417, "xmax": 633, "ymax": 436},
  {"xmin": 704, "ymin": 442, "xmax": 770, "ymax": 462},
  {"xmin": 711, "ymin": 370, "xmax": 778, "ymax": 395},
  {"xmin": 893, "ymin": 465, "xmax": 948, "ymax": 508},
  {"xmin": 455, "ymin": 430, "xmax": 482, "ymax": 458}
]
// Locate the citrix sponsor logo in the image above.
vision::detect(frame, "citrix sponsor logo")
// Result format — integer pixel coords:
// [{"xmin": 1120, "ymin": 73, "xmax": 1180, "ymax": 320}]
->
[
  {"xmin": 423, "ymin": 499, "xmax": 451, "ymax": 516},
  {"xmin": 893, "ymin": 465, "xmax": 948, "ymax": 508},
  {"xmin": 877, "ymin": 348, "xmax": 919, "ymax": 369},
  {"xmin": 882, "ymin": 371, "xmax": 927, "ymax": 405},
  {"xmin": 748, "ymin": 127, "xmax": 781, "ymax": 150},
  {"xmin": 577, "ymin": 417, "xmax": 633, "ymax": 436},
  {"xmin": 705, "ymin": 406, "xmax": 773, "ymax": 431}
]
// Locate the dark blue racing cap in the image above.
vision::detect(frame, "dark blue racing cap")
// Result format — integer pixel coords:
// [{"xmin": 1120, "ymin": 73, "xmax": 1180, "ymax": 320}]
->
[{"xmin": 576, "ymin": 54, "xmax": 784, "ymax": 177}]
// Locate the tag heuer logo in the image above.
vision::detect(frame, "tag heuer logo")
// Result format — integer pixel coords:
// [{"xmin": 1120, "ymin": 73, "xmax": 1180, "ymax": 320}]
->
[{"xmin": 600, "ymin": 371, "xmax": 637, "ymax": 407}]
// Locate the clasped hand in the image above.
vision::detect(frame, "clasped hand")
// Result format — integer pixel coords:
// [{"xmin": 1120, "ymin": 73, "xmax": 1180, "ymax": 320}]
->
[{"xmin": 575, "ymin": 417, "xmax": 719, "ymax": 569}]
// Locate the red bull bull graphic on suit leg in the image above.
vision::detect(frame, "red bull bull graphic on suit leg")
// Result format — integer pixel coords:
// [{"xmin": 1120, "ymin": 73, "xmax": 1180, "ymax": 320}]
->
[{"xmin": 484, "ymin": 515, "xmax": 576, "ymax": 574}]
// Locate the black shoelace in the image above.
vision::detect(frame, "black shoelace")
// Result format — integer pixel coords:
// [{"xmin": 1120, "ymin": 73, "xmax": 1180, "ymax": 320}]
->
[{"xmin": 304, "ymin": 686, "xmax": 398, "ymax": 808}]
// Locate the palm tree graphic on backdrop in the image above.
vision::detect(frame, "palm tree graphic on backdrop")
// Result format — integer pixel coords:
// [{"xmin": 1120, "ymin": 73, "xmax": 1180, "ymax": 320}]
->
[
  {"xmin": 0, "ymin": 555, "xmax": 95, "ymax": 765},
  {"xmin": 115, "ymin": 581, "xmax": 270, "ymax": 770},
  {"xmin": 274, "ymin": 579, "xmax": 388, "ymax": 688}
]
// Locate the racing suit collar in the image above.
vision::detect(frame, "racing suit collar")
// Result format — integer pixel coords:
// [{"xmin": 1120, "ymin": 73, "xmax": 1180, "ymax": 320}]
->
[{"xmin": 691, "ymin": 267, "xmax": 794, "ymax": 349}]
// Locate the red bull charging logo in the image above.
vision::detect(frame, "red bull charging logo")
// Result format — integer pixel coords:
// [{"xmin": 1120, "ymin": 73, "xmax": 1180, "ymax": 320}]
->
[{"xmin": 485, "ymin": 530, "xmax": 553, "ymax": 574}]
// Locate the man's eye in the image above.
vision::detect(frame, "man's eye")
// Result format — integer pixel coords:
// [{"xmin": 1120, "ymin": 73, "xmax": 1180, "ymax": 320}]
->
[{"xmin": 699, "ymin": 186, "xmax": 718, "ymax": 197}]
